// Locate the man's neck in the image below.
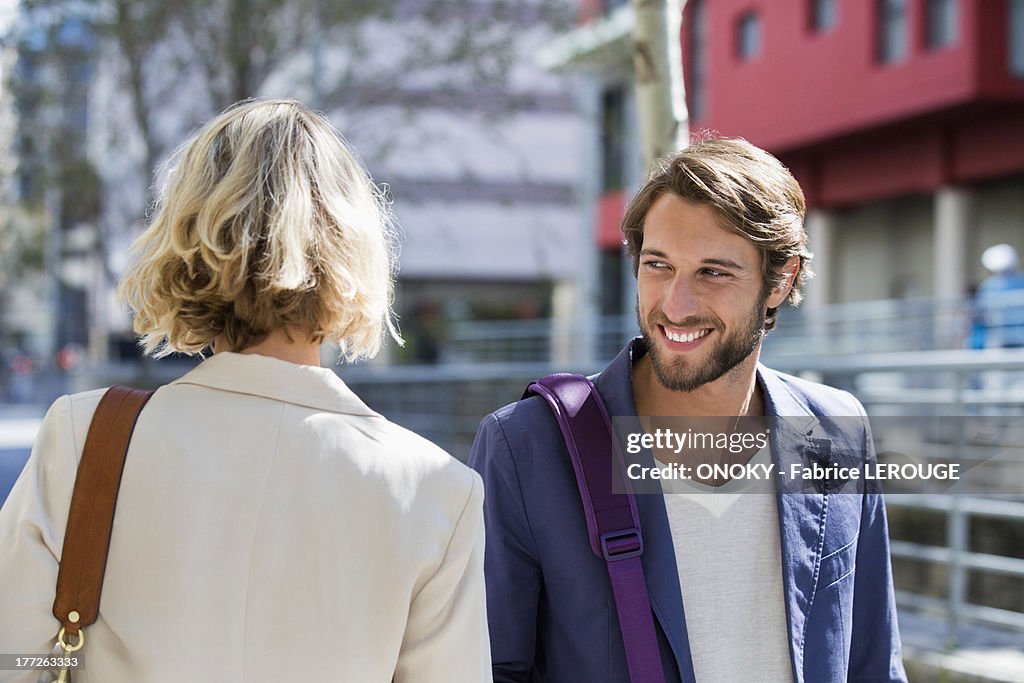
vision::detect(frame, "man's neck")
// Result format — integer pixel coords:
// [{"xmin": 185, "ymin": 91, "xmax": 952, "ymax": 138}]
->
[{"xmin": 632, "ymin": 351, "xmax": 765, "ymax": 418}]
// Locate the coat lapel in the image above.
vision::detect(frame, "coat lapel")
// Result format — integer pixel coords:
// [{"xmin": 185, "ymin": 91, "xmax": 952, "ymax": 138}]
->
[
  {"xmin": 758, "ymin": 366, "xmax": 831, "ymax": 683},
  {"xmin": 595, "ymin": 341, "xmax": 697, "ymax": 682}
]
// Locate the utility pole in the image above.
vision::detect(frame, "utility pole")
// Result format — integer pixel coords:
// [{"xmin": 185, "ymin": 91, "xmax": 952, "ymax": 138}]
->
[{"xmin": 630, "ymin": 0, "xmax": 689, "ymax": 167}]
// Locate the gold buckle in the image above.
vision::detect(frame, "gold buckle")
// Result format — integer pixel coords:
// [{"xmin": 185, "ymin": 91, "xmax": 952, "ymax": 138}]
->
[{"xmin": 57, "ymin": 627, "xmax": 85, "ymax": 653}]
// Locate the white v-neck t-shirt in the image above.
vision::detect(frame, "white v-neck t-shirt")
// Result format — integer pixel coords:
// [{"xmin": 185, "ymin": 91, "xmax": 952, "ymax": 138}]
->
[{"xmin": 660, "ymin": 447, "xmax": 795, "ymax": 682}]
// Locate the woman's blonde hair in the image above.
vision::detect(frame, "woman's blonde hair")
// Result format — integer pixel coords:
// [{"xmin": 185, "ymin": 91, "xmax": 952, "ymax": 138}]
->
[{"xmin": 119, "ymin": 99, "xmax": 401, "ymax": 361}]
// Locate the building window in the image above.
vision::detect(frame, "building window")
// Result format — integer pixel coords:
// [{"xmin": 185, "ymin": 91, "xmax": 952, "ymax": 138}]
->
[
  {"xmin": 600, "ymin": 87, "xmax": 626, "ymax": 191},
  {"xmin": 878, "ymin": 0, "xmax": 908, "ymax": 63},
  {"xmin": 810, "ymin": 0, "xmax": 838, "ymax": 32},
  {"xmin": 925, "ymin": 0, "xmax": 957, "ymax": 48},
  {"xmin": 687, "ymin": 0, "xmax": 707, "ymax": 120},
  {"xmin": 1012, "ymin": 0, "xmax": 1024, "ymax": 76},
  {"xmin": 737, "ymin": 11, "xmax": 761, "ymax": 60}
]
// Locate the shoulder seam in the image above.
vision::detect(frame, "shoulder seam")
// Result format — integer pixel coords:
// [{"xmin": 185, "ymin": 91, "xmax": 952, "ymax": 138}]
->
[{"xmin": 62, "ymin": 395, "xmax": 81, "ymax": 466}]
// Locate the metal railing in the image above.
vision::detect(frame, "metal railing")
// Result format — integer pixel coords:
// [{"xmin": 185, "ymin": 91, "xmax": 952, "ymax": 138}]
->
[
  {"xmin": 444, "ymin": 316, "xmax": 637, "ymax": 364},
  {"xmin": 443, "ymin": 292, "xmax": 1024, "ymax": 364},
  {"xmin": 887, "ymin": 495, "xmax": 1024, "ymax": 633},
  {"xmin": 766, "ymin": 296, "xmax": 974, "ymax": 357},
  {"xmin": 338, "ymin": 348, "xmax": 1024, "ymax": 641},
  {"xmin": 767, "ymin": 350, "xmax": 1024, "ymax": 640}
]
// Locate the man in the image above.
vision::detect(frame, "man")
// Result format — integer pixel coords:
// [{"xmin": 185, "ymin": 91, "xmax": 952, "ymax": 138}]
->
[{"xmin": 469, "ymin": 138, "xmax": 906, "ymax": 682}]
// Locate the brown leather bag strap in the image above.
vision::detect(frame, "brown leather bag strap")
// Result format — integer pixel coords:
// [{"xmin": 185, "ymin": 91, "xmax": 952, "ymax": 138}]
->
[{"xmin": 52, "ymin": 385, "xmax": 154, "ymax": 639}]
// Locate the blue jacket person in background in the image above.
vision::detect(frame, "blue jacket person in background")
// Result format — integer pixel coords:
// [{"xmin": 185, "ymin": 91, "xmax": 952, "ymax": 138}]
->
[
  {"xmin": 469, "ymin": 138, "xmax": 907, "ymax": 682},
  {"xmin": 975, "ymin": 243, "xmax": 1024, "ymax": 348}
]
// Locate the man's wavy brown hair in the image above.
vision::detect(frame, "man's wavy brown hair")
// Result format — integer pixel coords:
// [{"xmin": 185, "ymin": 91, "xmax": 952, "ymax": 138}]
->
[{"xmin": 622, "ymin": 136, "xmax": 813, "ymax": 330}]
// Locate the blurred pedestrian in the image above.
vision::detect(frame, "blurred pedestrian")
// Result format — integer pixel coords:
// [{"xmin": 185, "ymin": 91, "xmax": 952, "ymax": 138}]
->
[
  {"xmin": 975, "ymin": 243, "xmax": 1024, "ymax": 348},
  {"xmin": 412, "ymin": 300, "xmax": 443, "ymax": 364},
  {"xmin": 0, "ymin": 99, "xmax": 489, "ymax": 682},
  {"xmin": 5, "ymin": 348, "xmax": 35, "ymax": 404}
]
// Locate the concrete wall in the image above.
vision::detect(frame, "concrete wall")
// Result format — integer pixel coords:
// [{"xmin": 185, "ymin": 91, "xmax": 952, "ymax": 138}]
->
[
  {"xmin": 969, "ymin": 175, "xmax": 1024, "ymax": 288},
  {"xmin": 831, "ymin": 195, "xmax": 934, "ymax": 303},
  {"xmin": 825, "ymin": 174, "xmax": 1024, "ymax": 304}
]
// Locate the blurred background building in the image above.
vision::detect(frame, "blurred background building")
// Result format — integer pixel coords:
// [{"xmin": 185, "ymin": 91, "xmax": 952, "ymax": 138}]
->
[
  {"xmin": 678, "ymin": 0, "xmax": 1024, "ymax": 307},
  {"xmin": 1, "ymin": 0, "xmax": 591, "ymax": 380},
  {"xmin": 538, "ymin": 0, "xmax": 1024, "ymax": 360},
  {"xmin": 2, "ymin": 1, "xmax": 1024, "ymax": 679}
]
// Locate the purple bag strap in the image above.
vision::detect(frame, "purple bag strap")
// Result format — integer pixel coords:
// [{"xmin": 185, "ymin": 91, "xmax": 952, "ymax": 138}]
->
[{"xmin": 526, "ymin": 373, "xmax": 666, "ymax": 683}]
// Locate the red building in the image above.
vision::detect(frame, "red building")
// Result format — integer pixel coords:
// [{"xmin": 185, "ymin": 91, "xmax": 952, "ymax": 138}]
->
[
  {"xmin": 548, "ymin": 0, "xmax": 1024, "ymax": 310},
  {"xmin": 687, "ymin": 0, "xmax": 1024, "ymax": 203}
]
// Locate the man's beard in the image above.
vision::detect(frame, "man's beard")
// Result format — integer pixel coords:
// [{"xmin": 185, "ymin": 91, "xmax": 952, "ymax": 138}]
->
[{"xmin": 638, "ymin": 294, "xmax": 768, "ymax": 393}]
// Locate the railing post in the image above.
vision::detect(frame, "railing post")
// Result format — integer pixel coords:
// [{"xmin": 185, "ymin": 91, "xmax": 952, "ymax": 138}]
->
[
  {"xmin": 947, "ymin": 367, "xmax": 968, "ymax": 644},
  {"xmin": 948, "ymin": 498, "xmax": 967, "ymax": 645}
]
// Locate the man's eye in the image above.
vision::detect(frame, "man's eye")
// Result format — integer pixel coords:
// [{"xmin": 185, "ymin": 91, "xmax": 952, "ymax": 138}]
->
[
  {"xmin": 701, "ymin": 268, "xmax": 728, "ymax": 278},
  {"xmin": 643, "ymin": 260, "xmax": 668, "ymax": 269}
]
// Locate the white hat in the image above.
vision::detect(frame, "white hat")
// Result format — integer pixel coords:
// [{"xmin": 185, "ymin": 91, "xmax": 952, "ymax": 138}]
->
[{"xmin": 982, "ymin": 244, "xmax": 1019, "ymax": 273}]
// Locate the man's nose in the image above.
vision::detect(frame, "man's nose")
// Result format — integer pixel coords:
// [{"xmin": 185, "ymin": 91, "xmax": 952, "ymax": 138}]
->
[{"xmin": 662, "ymin": 275, "xmax": 701, "ymax": 323}]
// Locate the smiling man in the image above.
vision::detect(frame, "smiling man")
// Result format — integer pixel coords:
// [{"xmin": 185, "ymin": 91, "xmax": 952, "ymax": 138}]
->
[{"xmin": 469, "ymin": 138, "xmax": 907, "ymax": 682}]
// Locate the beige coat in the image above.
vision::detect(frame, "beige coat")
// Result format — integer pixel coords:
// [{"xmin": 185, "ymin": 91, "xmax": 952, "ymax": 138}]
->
[{"xmin": 0, "ymin": 352, "xmax": 489, "ymax": 682}]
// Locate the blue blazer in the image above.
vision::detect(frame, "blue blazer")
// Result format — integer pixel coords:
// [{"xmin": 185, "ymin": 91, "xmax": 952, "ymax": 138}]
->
[{"xmin": 469, "ymin": 340, "xmax": 907, "ymax": 682}]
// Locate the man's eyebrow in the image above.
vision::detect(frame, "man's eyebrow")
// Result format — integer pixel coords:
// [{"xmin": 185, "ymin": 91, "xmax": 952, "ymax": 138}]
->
[
  {"xmin": 702, "ymin": 258, "xmax": 747, "ymax": 271},
  {"xmin": 640, "ymin": 249, "xmax": 748, "ymax": 271}
]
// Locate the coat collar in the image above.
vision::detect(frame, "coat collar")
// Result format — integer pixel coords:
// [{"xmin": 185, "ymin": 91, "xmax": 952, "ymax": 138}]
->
[
  {"xmin": 594, "ymin": 338, "xmax": 829, "ymax": 683},
  {"xmin": 170, "ymin": 352, "xmax": 378, "ymax": 417},
  {"xmin": 758, "ymin": 364, "xmax": 832, "ymax": 683}
]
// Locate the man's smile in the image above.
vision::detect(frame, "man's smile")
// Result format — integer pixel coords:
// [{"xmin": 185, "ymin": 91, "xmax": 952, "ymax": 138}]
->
[{"xmin": 659, "ymin": 324, "xmax": 714, "ymax": 349}]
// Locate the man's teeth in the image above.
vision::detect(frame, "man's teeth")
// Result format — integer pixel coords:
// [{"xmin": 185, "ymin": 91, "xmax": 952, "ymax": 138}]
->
[{"xmin": 665, "ymin": 328, "xmax": 709, "ymax": 343}]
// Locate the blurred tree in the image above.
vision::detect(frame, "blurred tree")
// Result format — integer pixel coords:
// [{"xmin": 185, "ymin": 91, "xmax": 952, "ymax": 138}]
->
[
  {"xmin": 631, "ymin": 0, "xmax": 687, "ymax": 167},
  {"xmin": 100, "ymin": 0, "xmax": 559, "ymax": 201},
  {"xmin": 3, "ymin": 2, "xmax": 102, "ymax": 355},
  {"xmin": 8, "ymin": 0, "xmax": 568, "ymax": 245},
  {"xmin": 5, "ymin": 0, "xmax": 572, "ymax": 358},
  {"xmin": 55, "ymin": 0, "xmax": 564, "ymax": 276},
  {"xmin": 0, "ymin": 39, "xmax": 19, "ymax": 302}
]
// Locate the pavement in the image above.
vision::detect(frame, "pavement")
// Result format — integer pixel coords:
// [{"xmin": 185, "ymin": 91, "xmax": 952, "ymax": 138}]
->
[
  {"xmin": 901, "ymin": 609, "xmax": 1024, "ymax": 682},
  {"xmin": 0, "ymin": 404, "xmax": 42, "ymax": 505},
  {"xmin": 0, "ymin": 404, "xmax": 44, "ymax": 445}
]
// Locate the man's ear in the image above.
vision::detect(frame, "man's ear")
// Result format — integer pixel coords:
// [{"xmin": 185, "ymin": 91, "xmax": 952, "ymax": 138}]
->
[{"xmin": 766, "ymin": 256, "xmax": 800, "ymax": 308}]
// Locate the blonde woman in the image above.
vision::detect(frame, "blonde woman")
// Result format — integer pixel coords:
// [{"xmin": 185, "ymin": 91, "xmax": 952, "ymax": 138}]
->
[{"xmin": 0, "ymin": 99, "xmax": 489, "ymax": 682}]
